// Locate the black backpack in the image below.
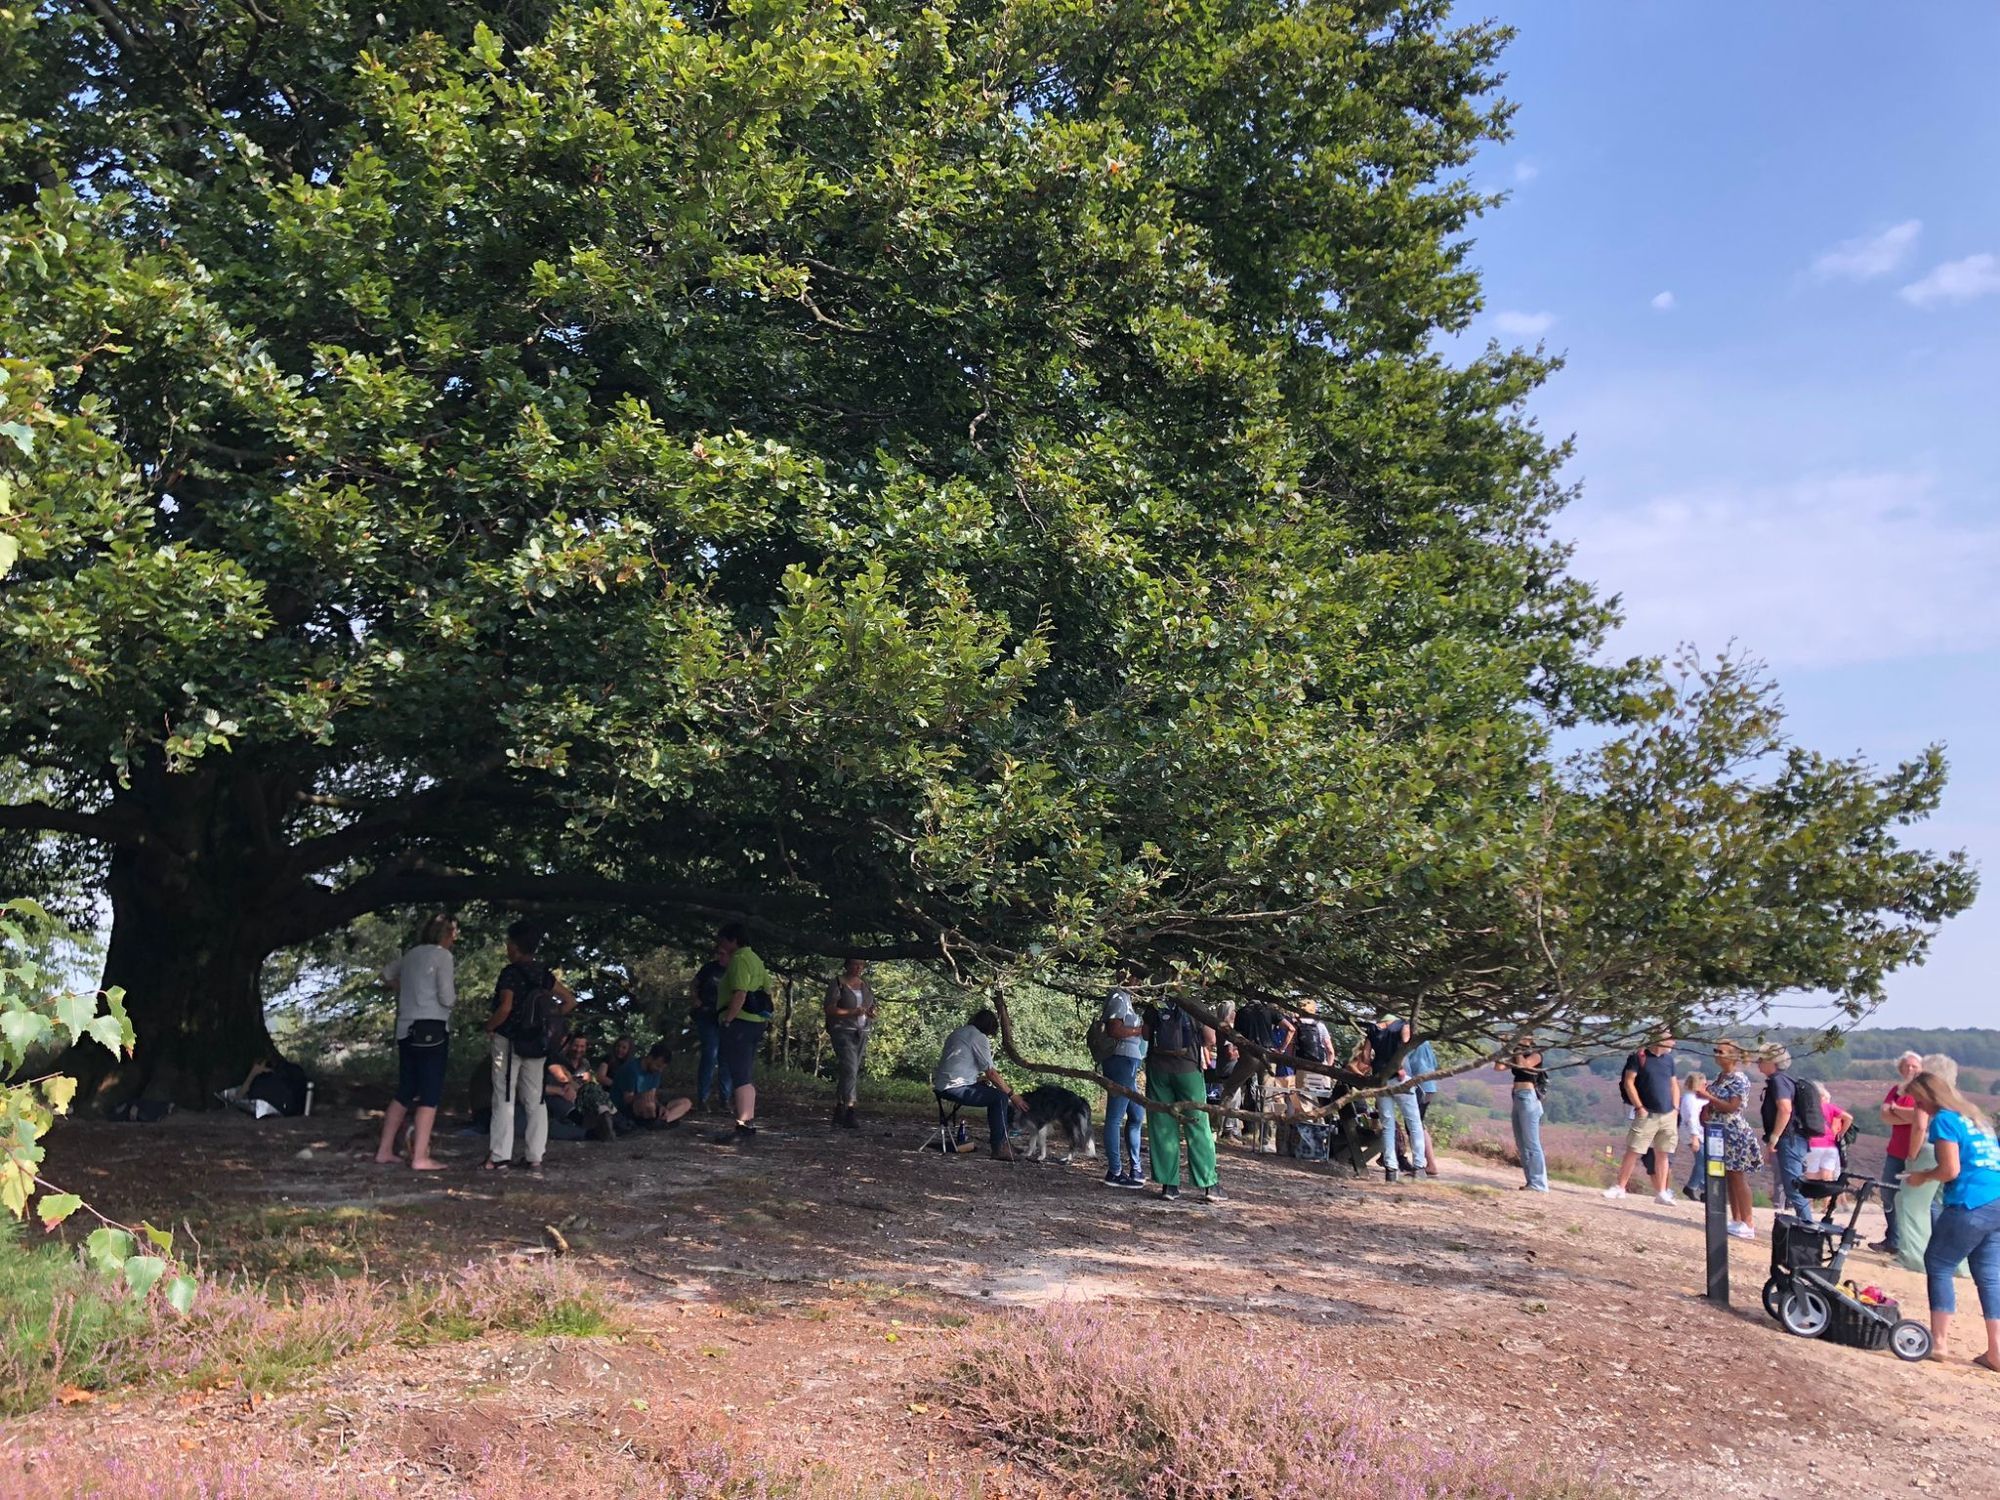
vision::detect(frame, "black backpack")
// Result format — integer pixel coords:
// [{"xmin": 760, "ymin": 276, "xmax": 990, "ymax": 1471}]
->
[
  {"xmin": 1787, "ymin": 1074, "xmax": 1827, "ymax": 1137},
  {"xmin": 248, "ymin": 1060, "xmax": 311, "ymax": 1117},
  {"xmin": 504, "ymin": 969, "xmax": 559, "ymax": 1059},
  {"xmin": 1150, "ymin": 1004, "xmax": 1202, "ymax": 1060},
  {"xmin": 1294, "ymin": 1020, "xmax": 1328, "ymax": 1065}
]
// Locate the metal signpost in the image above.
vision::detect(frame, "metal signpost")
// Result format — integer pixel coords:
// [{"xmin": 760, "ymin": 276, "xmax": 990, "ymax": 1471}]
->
[{"xmin": 1704, "ymin": 1123, "xmax": 1729, "ymax": 1305}]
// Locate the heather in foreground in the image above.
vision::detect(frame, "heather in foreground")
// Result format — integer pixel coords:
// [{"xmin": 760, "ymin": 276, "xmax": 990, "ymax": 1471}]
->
[{"xmin": 943, "ymin": 1306, "xmax": 1602, "ymax": 1500}]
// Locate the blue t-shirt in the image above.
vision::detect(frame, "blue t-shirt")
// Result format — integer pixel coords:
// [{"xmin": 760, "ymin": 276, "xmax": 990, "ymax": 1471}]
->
[
  {"xmin": 1928, "ymin": 1110, "xmax": 2000, "ymax": 1210},
  {"xmin": 1404, "ymin": 1039, "xmax": 1439, "ymax": 1095},
  {"xmin": 612, "ymin": 1058, "xmax": 661, "ymax": 1111}
]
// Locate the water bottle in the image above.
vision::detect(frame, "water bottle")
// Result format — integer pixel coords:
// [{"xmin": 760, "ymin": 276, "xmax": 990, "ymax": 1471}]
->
[{"xmin": 954, "ymin": 1121, "xmax": 967, "ymax": 1147}]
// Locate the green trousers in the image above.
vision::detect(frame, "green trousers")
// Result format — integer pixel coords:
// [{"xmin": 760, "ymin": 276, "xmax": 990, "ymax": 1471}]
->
[{"xmin": 1146, "ymin": 1067, "xmax": 1218, "ymax": 1189}]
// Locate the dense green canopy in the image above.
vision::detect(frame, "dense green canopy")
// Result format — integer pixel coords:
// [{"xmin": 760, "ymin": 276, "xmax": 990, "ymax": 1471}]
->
[{"xmin": 0, "ymin": 0, "xmax": 1975, "ymax": 1098}]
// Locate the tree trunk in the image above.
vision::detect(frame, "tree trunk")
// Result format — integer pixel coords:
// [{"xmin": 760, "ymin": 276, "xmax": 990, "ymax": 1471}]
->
[{"xmin": 83, "ymin": 840, "xmax": 279, "ymax": 1108}]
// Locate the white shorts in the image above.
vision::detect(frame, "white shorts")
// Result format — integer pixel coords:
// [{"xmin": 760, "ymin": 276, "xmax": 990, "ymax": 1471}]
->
[{"xmin": 1803, "ymin": 1146, "xmax": 1842, "ymax": 1175}]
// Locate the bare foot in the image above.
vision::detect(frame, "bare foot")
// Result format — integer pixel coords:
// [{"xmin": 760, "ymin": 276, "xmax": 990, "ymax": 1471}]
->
[
  {"xmin": 373, "ymin": 1154, "xmax": 399, "ymax": 1165},
  {"xmin": 411, "ymin": 1157, "xmax": 447, "ymax": 1171},
  {"xmin": 1972, "ymin": 1352, "xmax": 2000, "ymax": 1374}
]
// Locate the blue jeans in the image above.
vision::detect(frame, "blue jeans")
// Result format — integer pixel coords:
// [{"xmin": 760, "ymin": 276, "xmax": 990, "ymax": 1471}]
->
[
  {"xmin": 1381, "ymin": 1088, "xmax": 1424, "ymax": 1175},
  {"xmin": 1511, "ymin": 1089, "xmax": 1548, "ymax": 1190},
  {"xmin": 695, "ymin": 1013, "xmax": 733, "ymax": 1105},
  {"xmin": 1926, "ymin": 1197, "xmax": 2000, "ymax": 1318},
  {"xmin": 1881, "ymin": 1153, "xmax": 1907, "ymax": 1244},
  {"xmin": 939, "ymin": 1083, "xmax": 1014, "ymax": 1153},
  {"xmin": 1101, "ymin": 1054, "xmax": 1145, "ymax": 1177},
  {"xmin": 1773, "ymin": 1132, "xmax": 1811, "ymax": 1218},
  {"xmin": 1684, "ymin": 1135, "xmax": 1707, "ymax": 1198}
]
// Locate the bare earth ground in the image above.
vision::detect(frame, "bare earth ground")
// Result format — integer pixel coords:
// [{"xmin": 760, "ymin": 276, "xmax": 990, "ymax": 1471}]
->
[{"xmin": 10, "ymin": 1091, "xmax": 1996, "ymax": 1498}]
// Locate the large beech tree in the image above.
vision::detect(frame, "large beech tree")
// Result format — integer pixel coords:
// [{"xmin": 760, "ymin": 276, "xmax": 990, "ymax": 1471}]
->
[{"xmin": 0, "ymin": 0, "xmax": 1974, "ymax": 1101}]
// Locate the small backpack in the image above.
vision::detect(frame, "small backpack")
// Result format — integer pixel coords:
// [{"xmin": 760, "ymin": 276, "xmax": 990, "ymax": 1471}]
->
[
  {"xmin": 1788, "ymin": 1075, "xmax": 1827, "ymax": 1138},
  {"xmin": 1150, "ymin": 1004, "xmax": 1202, "ymax": 1060},
  {"xmin": 504, "ymin": 969, "xmax": 559, "ymax": 1059},
  {"xmin": 1294, "ymin": 1020, "xmax": 1328, "ymax": 1065},
  {"xmin": 1086, "ymin": 1015, "xmax": 1117, "ymax": 1064}
]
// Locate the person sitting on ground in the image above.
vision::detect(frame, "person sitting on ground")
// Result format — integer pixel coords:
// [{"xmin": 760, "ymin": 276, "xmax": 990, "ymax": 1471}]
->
[
  {"xmin": 546, "ymin": 1032, "xmax": 618, "ymax": 1141},
  {"xmin": 1605, "ymin": 1032, "xmax": 1681, "ymax": 1205},
  {"xmin": 931, "ymin": 1008, "xmax": 1032, "ymax": 1162},
  {"xmin": 602, "ymin": 1035, "xmax": 636, "ymax": 1090},
  {"xmin": 612, "ymin": 1039, "xmax": 692, "ymax": 1127},
  {"xmin": 1901, "ymin": 1068, "xmax": 2000, "ymax": 1372},
  {"xmin": 374, "ymin": 911, "xmax": 459, "ymax": 1171}
]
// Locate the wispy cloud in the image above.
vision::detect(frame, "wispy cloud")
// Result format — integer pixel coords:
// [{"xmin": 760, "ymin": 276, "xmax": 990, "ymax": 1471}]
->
[
  {"xmin": 1650, "ymin": 291, "xmax": 1676, "ymax": 312},
  {"xmin": 1563, "ymin": 470, "xmax": 2000, "ymax": 670},
  {"xmin": 1810, "ymin": 219, "xmax": 1922, "ymax": 281},
  {"xmin": 1512, "ymin": 161, "xmax": 1540, "ymax": 184},
  {"xmin": 1899, "ymin": 253, "xmax": 2000, "ymax": 307},
  {"xmin": 1492, "ymin": 309, "xmax": 1556, "ymax": 336}
]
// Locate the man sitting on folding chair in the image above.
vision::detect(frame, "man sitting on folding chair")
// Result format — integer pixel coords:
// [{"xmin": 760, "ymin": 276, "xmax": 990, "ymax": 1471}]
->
[{"xmin": 932, "ymin": 1008, "xmax": 1032, "ymax": 1163}]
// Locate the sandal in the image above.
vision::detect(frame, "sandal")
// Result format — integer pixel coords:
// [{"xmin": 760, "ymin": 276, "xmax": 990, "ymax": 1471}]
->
[{"xmin": 480, "ymin": 1158, "xmax": 510, "ymax": 1173}]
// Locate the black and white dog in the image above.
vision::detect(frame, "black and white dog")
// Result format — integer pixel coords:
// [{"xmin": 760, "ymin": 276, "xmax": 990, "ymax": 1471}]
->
[{"xmin": 1017, "ymin": 1085, "xmax": 1097, "ymax": 1164}]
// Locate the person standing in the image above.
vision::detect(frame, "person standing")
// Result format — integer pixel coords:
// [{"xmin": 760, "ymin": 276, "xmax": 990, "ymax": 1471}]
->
[
  {"xmin": 1494, "ymin": 1037, "xmax": 1548, "ymax": 1192},
  {"xmin": 1402, "ymin": 1030, "xmax": 1441, "ymax": 1177},
  {"xmin": 1604, "ymin": 1033, "xmax": 1681, "ymax": 1205},
  {"xmin": 823, "ymin": 957, "xmax": 877, "ymax": 1129},
  {"xmin": 1756, "ymin": 1045, "xmax": 1815, "ymax": 1220},
  {"xmin": 374, "ymin": 912, "xmax": 459, "ymax": 1171},
  {"xmin": 1875, "ymin": 1050, "xmax": 1926, "ymax": 1252},
  {"xmin": 1678, "ymin": 1071, "xmax": 1709, "ymax": 1202},
  {"xmin": 691, "ymin": 939, "xmax": 733, "ymax": 1113},
  {"xmin": 1099, "ymin": 975, "xmax": 1148, "ymax": 1190},
  {"xmin": 932, "ymin": 1008, "xmax": 1031, "ymax": 1161},
  {"xmin": 1901, "ymin": 1070, "xmax": 2000, "ymax": 1372},
  {"xmin": 1803, "ymin": 1083, "xmax": 1850, "ymax": 1184},
  {"xmin": 1707, "ymin": 1041, "xmax": 1762, "ymax": 1239},
  {"xmin": 1365, "ymin": 1015, "xmax": 1425, "ymax": 1183},
  {"xmin": 1145, "ymin": 997, "xmax": 1221, "ymax": 1203},
  {"xmin": 712, "ymin": 922, "xmax": 772, "ymax": 1143},
  {"xmin": 484, "ymin": 921, "xmax": 577, "ymax": 1176}
]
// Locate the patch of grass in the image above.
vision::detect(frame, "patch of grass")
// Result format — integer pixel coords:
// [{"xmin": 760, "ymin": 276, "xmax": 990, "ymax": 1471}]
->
[
  {"xmin": 197, "ymin": 1203, "xmax": 388, "ymax": 1283},
  {"xmin": 0, "ymin": 1222, "xmax": 148, "ymax": 1414},
  {"xmin": 1, "ymin": 1229, "xmax": 612, "ymax": 1414}
]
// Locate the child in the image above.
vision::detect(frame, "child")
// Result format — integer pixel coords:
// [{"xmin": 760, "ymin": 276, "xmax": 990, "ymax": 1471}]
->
[{"xmin": 1679, "ymin": 1071, "xmax": 1709, "ymax": 1201}]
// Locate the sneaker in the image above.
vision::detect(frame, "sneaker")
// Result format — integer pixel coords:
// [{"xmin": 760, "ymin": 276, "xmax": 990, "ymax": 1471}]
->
[
  {"xmin": 1201, "ymin": 1186, "xmax": 1227, "ymax": 1204},
  {"xmin": 711, "ymin": 1123, "xmax": 758, "ymax": 1145},
  {"xmin": 1157, "ymin": 1184, "xmax": 1181, "ymax": 1202},
  {"xmin": 1654, "ymin": 1191, "xmax": 1676, "ymax": 1206},
  {"xmin": 1727, "ymin": 1220, "xmax": 1755, "ymax": 1240},
  {"xmin": 1602, "ymin": 1185, "xmax": 1628, "ymax": 1200},
  {"xmin": 1683, "ymin": 1186, "xmax": 1704, "ymax": 1202},
  {"xmin": 1867, "ymin": 1238, "xmax": 1895, "ymax": 1253},
  {"xmin": 1117, "ymin": 1174, "xmax": 1146, "ymax": 1190}
]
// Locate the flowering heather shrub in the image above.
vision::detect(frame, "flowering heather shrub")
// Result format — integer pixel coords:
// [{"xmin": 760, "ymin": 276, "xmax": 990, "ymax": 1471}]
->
[
  {"xmin": 940, "ymin": 1306, "xmax": 1603, "ymax": 1500},
  {"xmin": 398, "ymin": 1257, "xmax": 609, "ymax": 1342}
]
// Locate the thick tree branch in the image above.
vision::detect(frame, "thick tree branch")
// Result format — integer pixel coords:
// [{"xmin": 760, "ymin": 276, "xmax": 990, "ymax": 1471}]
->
[{"xmin": 0, "ymin": 802, "xmax": 154, "ymax": 849}]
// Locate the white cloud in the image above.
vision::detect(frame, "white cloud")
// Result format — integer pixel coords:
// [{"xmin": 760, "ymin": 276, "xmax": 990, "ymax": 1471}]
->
[
  {"xmin": 1899, "ymin": 252, "xmax": 2000, "ymax": 307},
  {"xmin": 1512, "ymin": 161, "xmax": 1540, "ymax": 184},
  {"xmin": 1492, "ymin": 309, "xmax": 1556, "ymax": 336},
  {"xmin": 1561, "ymin": 470, "xmax": 2000, "ymax": 670},
  {"xmin": 1810, "ymin": 219, "xmax": 1922, "ymax": 281},
  {"xmin": 1650, "ymin": 290, "xmax": 1676, "ymax": 312}
]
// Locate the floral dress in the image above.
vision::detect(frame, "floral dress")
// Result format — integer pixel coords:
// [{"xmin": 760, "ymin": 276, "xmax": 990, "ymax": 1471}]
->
[{"xmin": 1710, "ymin": 1069, "xmax": 1763, "ymax": 1172}]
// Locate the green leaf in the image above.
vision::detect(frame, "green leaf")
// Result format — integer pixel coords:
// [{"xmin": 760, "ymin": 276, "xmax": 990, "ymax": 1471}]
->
[
  {"xmin": 82, "ymin": 1013, "xmax": 130, "ymax": 1057},
  {"xmin": 53, "ymin": 988, "xmax": 97, "ymax": 1043},
  {"xmin": 142, "ymin": 1221, "xmax": 173, "ymax": 1254},
  {"xmin": 85, "ymin": 1226, "xmax": 133, "ymax": 1276},
  {"xmin": 36, "ymin": 1191, "xmax": 81, "ymax": 1229},
  {"xmin": 165, "ymin": 1275, "xmax": 198, "ymax": 1316},
  {"xmin": 0, "ymin": 420, "xmax": 33, "ymax": 456},
  {"xmin": 123, "ymin": 1253, "xmax": 167, "ymax": 1300},
  {"xmin": 40, "ymin": 1074, "xmax": 77, "ymax": 1115}
]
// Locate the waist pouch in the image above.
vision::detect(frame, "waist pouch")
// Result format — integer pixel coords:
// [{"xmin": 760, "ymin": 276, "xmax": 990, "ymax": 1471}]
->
[{"xmin": 406, "ymin": 1019, "xmax": 449, "ymax": 1048}]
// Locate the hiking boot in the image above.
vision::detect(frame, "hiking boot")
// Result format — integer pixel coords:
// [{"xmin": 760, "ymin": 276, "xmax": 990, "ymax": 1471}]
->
[
  {"xmin": 1868, "ymin": 1238, "xmax": 1895, "ymax": 1253},
  {"xmin": 1157, "ymin": 1184, "xmax": 1181, "ymax": 1202},
  {"xmin": 1383, "ymin": 1170, "xmax": 1401, "ymax": 1184},
  {"xmin": 842, "ymin": 1107, "xmax": 861, "ymax": 1129},
  {"xmin": 991, "ymin": 1144, "xmax": 1017, "ymax": 1162}
]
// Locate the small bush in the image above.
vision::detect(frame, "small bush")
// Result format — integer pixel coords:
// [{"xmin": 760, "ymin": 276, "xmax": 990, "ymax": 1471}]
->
[
  {"xmin": 940, "ymin": 1305, "xmax": 1603, "ymax": 1500},
  {"xmin": 0, "ymin": 1223, "xmax": 148, "ymax": 1413}
]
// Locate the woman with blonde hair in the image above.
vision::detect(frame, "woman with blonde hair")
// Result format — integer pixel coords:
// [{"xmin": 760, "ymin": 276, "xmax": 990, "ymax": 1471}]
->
[
  {"xmin": 1903, "ymin": 1068, "xmax": 2000, "ymax": 1370},
  {"xmin": 1702, "ymin": 1041, "xmax": 1762, "ymax": 1238}
]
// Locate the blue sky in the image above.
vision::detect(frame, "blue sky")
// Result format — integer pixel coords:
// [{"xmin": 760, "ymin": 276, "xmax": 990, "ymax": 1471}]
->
[{"xmin": 1459, "ymin": 3, "xmax": 2000, "ymax": 1027}]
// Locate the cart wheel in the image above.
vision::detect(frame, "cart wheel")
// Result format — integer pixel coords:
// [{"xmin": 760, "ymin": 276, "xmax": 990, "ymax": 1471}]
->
[
  {"xmin": 1761, "ymin": 1277, "xmax": 1784, "ymax": 1321},
  {"xmin": 1779, "ymin": 1286, "xmax": 1832, "ymax": 1338},
  {"xmin": 1890, "ymin": 1319, "xmax": 1933, "ymax": 1363}
]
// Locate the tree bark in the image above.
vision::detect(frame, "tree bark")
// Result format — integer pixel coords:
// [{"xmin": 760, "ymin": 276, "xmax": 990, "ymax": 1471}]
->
[{"xmin": 82, "ymin": 832, "xmax": 280, "ymax": 1108}]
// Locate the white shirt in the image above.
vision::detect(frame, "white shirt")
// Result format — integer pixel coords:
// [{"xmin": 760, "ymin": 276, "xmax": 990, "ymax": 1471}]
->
[
  {"xmin": 383, "ymin": 944, "xmax": 458, "ymax": 1040},
  {"xmin": 1678, "ymin": 1090, "xmax": 1704, "ymax": 1139}
]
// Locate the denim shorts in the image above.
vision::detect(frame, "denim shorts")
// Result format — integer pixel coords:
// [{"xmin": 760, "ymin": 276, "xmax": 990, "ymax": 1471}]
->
[{"xmin": 720, "ymin": 1018, "xmax": 763, "ymax": 1086}]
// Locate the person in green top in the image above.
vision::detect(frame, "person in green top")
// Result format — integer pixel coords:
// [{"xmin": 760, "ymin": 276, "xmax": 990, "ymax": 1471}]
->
[{"xmin": 713, "ymin": 922, "xmax": 771, "ymax": 1143}]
